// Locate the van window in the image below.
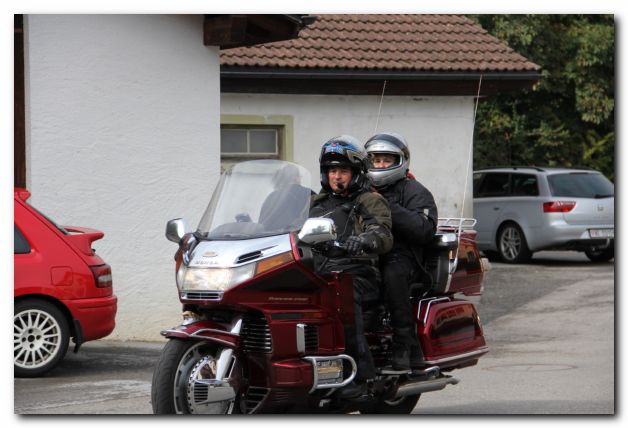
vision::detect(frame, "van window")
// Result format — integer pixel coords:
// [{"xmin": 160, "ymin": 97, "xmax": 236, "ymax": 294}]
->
[
  {"xmin": 511, "ymin": 174, "xmax": 539, "ymax": 196},
  {"xmin": 14, "ymin": 224, "xmax": 31, "ymax": 254},
  {"xmin": 476, "ymin": 173, "xmax": 510, "ymax": 198}
]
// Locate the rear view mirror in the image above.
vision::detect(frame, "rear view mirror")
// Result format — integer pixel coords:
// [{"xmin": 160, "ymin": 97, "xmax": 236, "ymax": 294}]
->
[
  {"xmin": 165, "ymin": 218, "xmax": 191, "ymax": 243},
  {"xmin": 298, "ymin": 218, "xmax": 337, "ymax": 245}
]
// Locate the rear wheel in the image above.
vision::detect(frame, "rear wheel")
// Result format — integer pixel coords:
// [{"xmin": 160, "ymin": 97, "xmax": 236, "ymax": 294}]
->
[
  {"xmin": 585, "ymin": 245, "xmax": 614, "ymax": 262},
  {"xmin": 359, "ymin": 395, "xmax": 420, "ymax": 414},
  {"xmin": 151, "ymin": 339, "xmax": 241, "ymax": 414},
  {"xmin": 14, "ymin": 299, "xmax": 70, "ymax": 377},
  {"xmin": 497, "ymin": 222, "xmax": 532, "ymax": 263}
]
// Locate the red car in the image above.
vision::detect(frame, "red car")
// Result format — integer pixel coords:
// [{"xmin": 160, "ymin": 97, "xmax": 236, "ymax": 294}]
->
[{"xmin": 14, "ymin": 188, "xmax": 117, "ymax": 377}]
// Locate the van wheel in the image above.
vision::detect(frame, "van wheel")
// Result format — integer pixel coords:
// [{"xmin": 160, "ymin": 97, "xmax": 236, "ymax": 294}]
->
[
  {"xmin": 585, "ymin": 245, "xmax": 614, "ymax": 262},
  {"xmin": 497, "ymin": 223, "xmax": 532, "ymax": 264},
  {"xmin": 14, "ymin": 299, "xmax": 70, "ymax": 377}
]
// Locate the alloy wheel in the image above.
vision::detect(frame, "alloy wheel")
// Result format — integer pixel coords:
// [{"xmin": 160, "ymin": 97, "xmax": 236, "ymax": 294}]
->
[
  {"xmin": 14, "ymin": 308, "xmax": 64, "ymax": 370},
  {"xmin": 499, "ymin": 226, "xmax": 522, "ymax": 261}
]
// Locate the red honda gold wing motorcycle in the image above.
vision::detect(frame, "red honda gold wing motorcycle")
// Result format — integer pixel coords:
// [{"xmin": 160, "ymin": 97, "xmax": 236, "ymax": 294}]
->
[{"xmin": 151, "ymin": 160, "xmax": 488, "ymax": 414}]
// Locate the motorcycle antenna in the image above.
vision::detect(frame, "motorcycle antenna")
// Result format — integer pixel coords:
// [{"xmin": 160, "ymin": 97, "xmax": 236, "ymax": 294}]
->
[
  {"xmin": 455, "ymin": 74, "xmax": 483, "ymax": 250},
  {"xmin": 373, "ymin": 80, "xmax": 388, "ymax": 134}
]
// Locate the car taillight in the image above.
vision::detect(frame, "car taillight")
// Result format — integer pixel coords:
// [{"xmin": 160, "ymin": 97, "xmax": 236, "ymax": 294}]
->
[
  {"xmin": 91, "ymin": 264, "xmax": 113, "ymax": 288},
  {"xmin": 543, "ymin": 201, "xmax": 576, "ymax": 213}
]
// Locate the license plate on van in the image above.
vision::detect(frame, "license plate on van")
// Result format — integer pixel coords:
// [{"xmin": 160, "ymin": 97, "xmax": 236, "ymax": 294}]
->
[{"xmin": 589, "ymin": 228, "xmax": 614, "ymax": 238}]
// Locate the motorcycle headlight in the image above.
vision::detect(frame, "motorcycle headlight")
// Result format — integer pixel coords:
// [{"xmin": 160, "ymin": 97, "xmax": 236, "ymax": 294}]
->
[{"xmin": 177, "ymin": 263, "xmax": 256, "ymax": 292}]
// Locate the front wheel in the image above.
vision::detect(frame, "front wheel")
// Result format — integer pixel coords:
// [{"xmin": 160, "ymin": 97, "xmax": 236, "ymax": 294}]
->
[
  {"xmin": 359, "ymin": 395, "xmax": 420, "ymax": 414},
  {"xmin": 497, "ymin": 222, "xmax": 532, "ymax": 263},
  {"xmin": 151, "ymin": 339, "xmax": 241, "ymax": 414}
]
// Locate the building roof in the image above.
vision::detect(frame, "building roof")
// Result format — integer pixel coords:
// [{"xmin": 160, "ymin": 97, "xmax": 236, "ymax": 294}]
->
[{"xmin": 221, "ymin": 14, "xmax": 540, "ymax": 74}]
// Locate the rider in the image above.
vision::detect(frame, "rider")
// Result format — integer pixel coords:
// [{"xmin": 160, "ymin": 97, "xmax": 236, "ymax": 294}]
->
[
  {"xmin": 310, "ymin": 135, "xmax": 393, "ymax": 398},
  {"xmin": 365, "ymin": 132, "xmax": 438, "ymax": 371}
]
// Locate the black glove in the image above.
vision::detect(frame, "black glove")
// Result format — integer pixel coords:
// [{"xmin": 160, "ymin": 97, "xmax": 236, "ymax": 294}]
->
[{"xmin": 345, "ymin": 233, "xmax": 376, "ymax": 256}]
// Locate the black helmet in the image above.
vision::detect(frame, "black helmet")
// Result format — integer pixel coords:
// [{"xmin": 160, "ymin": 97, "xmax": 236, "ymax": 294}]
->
[
  {"xmin": 364, "ymin": 132, "xmax": 411, "ymax": 188},
  {"xmin": 319, "ymin": 135, "xmax": 369, "ymax": 194}
]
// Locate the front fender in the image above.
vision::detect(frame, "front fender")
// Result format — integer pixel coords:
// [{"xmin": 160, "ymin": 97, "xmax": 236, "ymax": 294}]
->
[{"xmin": 161, "ymin": 320, "xmax": 239, "ymax": 348}]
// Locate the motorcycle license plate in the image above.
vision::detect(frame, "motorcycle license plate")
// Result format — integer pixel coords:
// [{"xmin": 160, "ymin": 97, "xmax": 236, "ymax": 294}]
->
[{"xmin": 589, "ymin": 228, "xmax": 614, "ymax": 238}]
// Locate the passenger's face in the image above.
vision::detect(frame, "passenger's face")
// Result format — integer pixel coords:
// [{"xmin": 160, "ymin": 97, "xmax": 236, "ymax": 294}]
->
[
  {"xmin": 371, "ymin": 154, "xmax": 397, "ymax": 169},
  {"xmin": 327, "ymin": 166, "xmax": 353, "ymax": 194}
]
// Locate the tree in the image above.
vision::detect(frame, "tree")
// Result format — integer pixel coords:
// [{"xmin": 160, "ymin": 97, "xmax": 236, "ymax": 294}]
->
[{"xmin": 469, "ymin": 15, "xmax": 615, "ymax": 181}]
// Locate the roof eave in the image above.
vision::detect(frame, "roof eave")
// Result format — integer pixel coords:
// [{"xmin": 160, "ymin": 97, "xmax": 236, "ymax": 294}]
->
[
  {"xmin": 204, "ymin": 15, "xmax": 315, "ymax": 49},
  {"xmin": 221, "ymin": 67, "xmax": 542, "ymax": 81},
  {"xmin": 220, "ymin": 67, "xmax": 542, "ymax": 96}
]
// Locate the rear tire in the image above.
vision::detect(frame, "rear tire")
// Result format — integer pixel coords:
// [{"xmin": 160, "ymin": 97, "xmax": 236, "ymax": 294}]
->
[
  {"xmin": 497, "ymin": 222, "xmax": 532, "ymax": 264},
  {"xmin": 585, "ymin": 245, "xmax": 614, "ymax": 262},
  {"xmin": 151, "ymin": 339, "xmax": 240, "ymax": 414},
  {"xmin": 359, "ymin": 395, "xmax": 420, "ymax": 414},
  {"xmin": 14, "ymin": 299, "xmax": 70, "ymax": 377}
]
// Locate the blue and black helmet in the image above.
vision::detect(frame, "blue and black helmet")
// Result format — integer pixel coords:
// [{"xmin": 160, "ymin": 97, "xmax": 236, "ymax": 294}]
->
[{"xmin": 319, "ymin": 135, "xmax": 369, "ymax": 193}]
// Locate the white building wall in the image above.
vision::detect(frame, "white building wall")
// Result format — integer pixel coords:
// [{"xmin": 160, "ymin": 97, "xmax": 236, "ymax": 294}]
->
[
  {"xmin": 222, "ymin": 93, "xmax": 476, "ymax": 218},
  {"xmin": 24, "ymin": 15, "xmax": 221, "ymax": 341}
]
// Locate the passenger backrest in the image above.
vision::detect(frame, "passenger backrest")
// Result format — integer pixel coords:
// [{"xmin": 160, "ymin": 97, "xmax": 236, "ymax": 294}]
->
[{"xmin": 412, "ymin": 233, "xmax": 458, "ymax": 295}]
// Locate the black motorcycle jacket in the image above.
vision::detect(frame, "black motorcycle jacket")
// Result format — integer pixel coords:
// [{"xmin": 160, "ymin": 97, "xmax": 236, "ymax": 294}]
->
[
  {"xmin": 310, "ymin": 189, "xmax": 393, "ymax": 271},
  {"xmin": 378, "ymin": 177, "xmax": 438, "ymax": 260}
]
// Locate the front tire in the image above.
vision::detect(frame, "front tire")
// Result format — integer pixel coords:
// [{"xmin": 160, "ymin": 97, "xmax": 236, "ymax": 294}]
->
[
  {"xmin": 497, "ymin": 222, "xmax": 532, "ymax": 263},
  {"xmin": 360, "ymin": 395, "xmax": 420, "ymax": 414},
  {"xmin": 151, "ymin": 339, "xmax": 240, "ymax": 414},
  {"xmin": 14, "ymin": 299, "xmax": 70, "ymax": 377}
]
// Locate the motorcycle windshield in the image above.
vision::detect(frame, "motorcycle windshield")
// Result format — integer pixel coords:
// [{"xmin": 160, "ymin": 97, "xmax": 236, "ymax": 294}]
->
[{"xmin": 197, "ymin": 160, "xmax": 313, "ymax": 240}]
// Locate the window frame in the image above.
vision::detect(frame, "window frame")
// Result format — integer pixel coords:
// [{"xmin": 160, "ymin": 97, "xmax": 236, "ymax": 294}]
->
[{"xmin": 220, "ymin": 114, "xmax": 294, "ymax": 172}]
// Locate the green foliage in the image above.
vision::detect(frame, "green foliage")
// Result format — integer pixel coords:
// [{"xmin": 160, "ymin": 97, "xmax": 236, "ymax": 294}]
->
[{"xmin": 469, "ymin": 15, "xmax": 615, "ymax": 181}]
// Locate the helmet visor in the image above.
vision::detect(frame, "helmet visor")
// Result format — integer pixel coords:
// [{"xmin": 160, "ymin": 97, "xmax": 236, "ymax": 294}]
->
[{"xmin": 367, "ymin": 152, "xmax": 402, "ymax": 171}]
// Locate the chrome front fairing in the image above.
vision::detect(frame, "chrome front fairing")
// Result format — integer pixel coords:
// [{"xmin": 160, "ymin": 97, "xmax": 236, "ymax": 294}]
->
[{"xmin": 187, "ymin": 234, "xmax": 292, "ymax": 269}]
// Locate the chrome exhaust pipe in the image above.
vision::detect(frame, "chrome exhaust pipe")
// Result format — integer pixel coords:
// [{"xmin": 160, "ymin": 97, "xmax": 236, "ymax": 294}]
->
[{"xmin": 395, "ymin": 375, "xmax": 459, "ymax": 398}]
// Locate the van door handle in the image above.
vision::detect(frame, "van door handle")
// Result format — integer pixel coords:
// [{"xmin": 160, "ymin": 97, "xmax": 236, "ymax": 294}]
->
[{"xmin": 493, "ymin": 207, "xmax": 500, "ymax": 211}]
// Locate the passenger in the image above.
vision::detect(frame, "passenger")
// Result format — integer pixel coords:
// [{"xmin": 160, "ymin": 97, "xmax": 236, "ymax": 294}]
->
[
  {"xmin": 310, "ymin": 135, "xmax": 393, "ymax": 398},
  {"xmin": 365, "ymin": 132, "xmax": 438, "ymax": 371}
]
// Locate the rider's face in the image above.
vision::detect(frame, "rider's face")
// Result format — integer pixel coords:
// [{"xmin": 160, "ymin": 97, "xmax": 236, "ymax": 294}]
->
[
  {"xmin": 370, "ymin": 154, "xmax": 397, "ymax": 169},
  {"xmin": 327, "ymin": 166, "xmax": 353, "ymax": 194}
]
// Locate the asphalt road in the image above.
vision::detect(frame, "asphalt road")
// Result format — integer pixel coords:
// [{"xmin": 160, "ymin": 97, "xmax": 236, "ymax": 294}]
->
[{"xmin": 13, "ymin": 251, "xmax": 615, "ymax": 415}]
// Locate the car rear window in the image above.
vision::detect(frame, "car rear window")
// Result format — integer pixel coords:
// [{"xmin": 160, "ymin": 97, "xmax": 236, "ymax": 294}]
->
[{"xmin": 547, "ymin": 173, "xmax": 614, "ymax": 198}]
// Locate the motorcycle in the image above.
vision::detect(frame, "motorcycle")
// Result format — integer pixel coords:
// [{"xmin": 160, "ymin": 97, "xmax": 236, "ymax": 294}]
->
[{"xmin": 151, "ymin": 159, "xmax": 488, "ymax": 414}]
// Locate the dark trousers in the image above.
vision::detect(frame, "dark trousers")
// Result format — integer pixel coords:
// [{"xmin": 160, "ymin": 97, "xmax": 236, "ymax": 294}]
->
[
  {"xmin": 381, "ymin": 253, "xmax": 419, "ymax": 345},
  {"xmin": 344, "ymin": 271, "xmax": 379, "ymax": 381}
]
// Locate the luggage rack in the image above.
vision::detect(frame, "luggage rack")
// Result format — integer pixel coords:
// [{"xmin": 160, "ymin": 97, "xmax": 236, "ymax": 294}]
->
[{"xmin": 437, "ymin": 218, "xmax": 477, "ymax": 230}]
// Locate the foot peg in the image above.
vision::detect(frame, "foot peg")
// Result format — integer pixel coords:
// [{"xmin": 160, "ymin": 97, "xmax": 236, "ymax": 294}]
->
[{"xmin": 410, "ymin": 366, "xmax": 440, "ymax": 378}]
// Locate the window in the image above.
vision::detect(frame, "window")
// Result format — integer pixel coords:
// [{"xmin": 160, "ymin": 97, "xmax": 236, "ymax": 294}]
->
[
  {"xmin": 511, "ymin": 174, "xmax": 539, "ymax": 196},
  {"xmin": 476, "ymin": 173, "xmax": 510, "ymax": 198},
  {"xmin": 548, "ymin": 173, "xmax": 614, "ymax": 198},
  {"xmin": 14, "ymin": 224, "xmax": 30, "ymax": 254},
  {"xmin": 220, "ymin": 126, "xmax": 282, "ymax": 173},
  {"xmin": 472, "ymin": 173, "xmax": 485, "ymax": 198}
]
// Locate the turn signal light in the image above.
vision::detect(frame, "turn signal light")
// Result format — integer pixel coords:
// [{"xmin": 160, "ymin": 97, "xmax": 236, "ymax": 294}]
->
[
  {"xmin": 543, "ymin": 201, "xmax": 576, "ymax": 213},
  {"xmin": 255, "ymin": 251, "xmax": 294, "ymax": 276}
]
